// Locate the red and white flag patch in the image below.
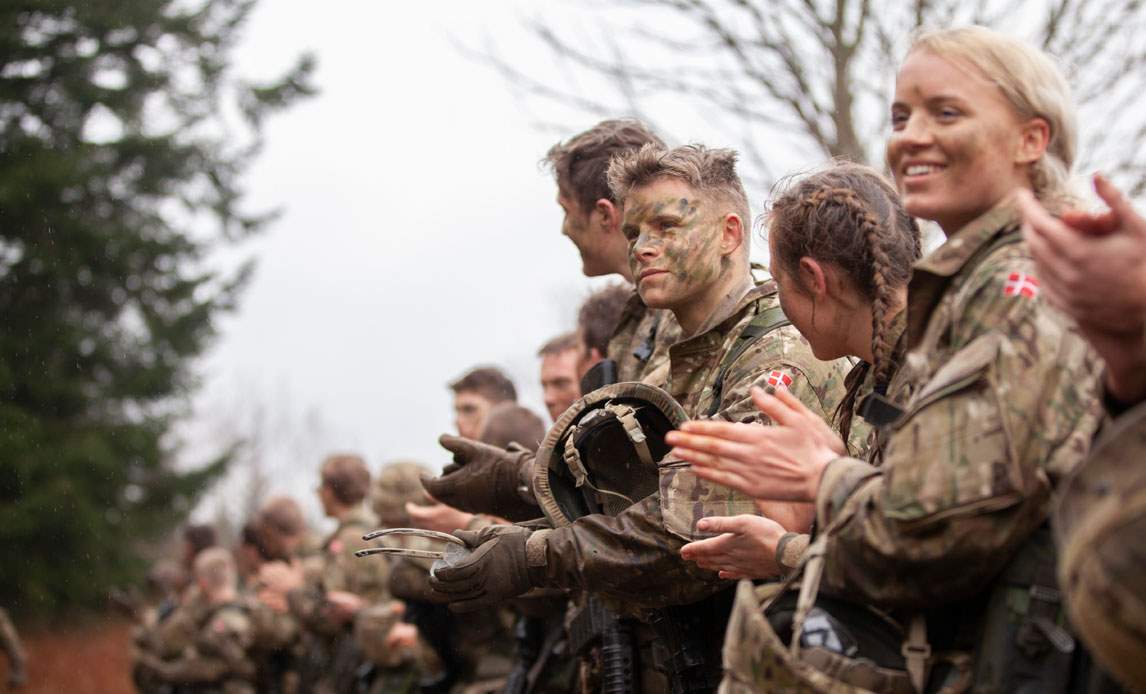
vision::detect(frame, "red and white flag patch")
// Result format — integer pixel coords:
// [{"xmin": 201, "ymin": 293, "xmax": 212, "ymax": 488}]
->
[
  {"xmin": 1003, "ymin": 272, "xmax": 1040, "ymax": 298},
  {"xmin": 765, "ymin": 370, "xmax": 793, "ymax": 389}
]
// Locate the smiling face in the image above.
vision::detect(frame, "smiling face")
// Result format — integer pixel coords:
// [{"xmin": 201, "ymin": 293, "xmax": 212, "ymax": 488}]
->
[
  {"xmin": 621, "ymin": 176, "xmax": 729, "ymax": 315},
  {"xmin": 887, "ymin": 50, "xmax": 1039, "ymax": 234}
]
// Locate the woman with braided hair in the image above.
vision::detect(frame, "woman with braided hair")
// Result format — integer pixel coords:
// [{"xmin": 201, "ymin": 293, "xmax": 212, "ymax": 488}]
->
[
  {"xmin": 670, "ymin": 26, "xmax": 1108, "ymax": 692},
  {"xmin": 677, "ymin": 161, "xmax": 921, "ymax": 581}
]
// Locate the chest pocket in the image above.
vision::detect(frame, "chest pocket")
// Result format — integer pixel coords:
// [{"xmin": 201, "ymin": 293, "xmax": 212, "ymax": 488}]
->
[
  {"xmin": 882, "ymin": 332, "xmax": 1025, "ymax": 526},
  {"xmin": 659, "ymin": 458, "xmax": 759, "ymax": 541}
]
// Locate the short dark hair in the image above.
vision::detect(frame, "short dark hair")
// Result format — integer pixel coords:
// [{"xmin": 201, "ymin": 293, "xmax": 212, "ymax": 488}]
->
[
  {"xmin": 449, "ymin": 366, "xmax": 517, "ymax": 403},
  {"xmin": 479, "ymin": 403, "xmax": 547, "ymax": 452},
  {"xmin": 258, "ymin": 496, "xmax": 306, "ymax": 538},
  {"xmin": 537, "ymin": 332, "xmax": 580, "ymax": 358},
  {"xmin": 321, "ymin": 453, "xmax": 371, "ymax": 505},
  {"xmin": 578, "ymin": 283, "xmax": 631, "ymax": 356},
  {"xmin": 544, "ymin": 119, "xmax": 665, "ymax": 214},
  {"xmin": 182, "ymin": 524, "xmax": 217, "ymax": 556}
]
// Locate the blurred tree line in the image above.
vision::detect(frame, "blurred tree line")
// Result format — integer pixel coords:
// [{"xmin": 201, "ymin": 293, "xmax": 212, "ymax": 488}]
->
[{"xmin": 0, "ymin": 0, "xmax": 314, "ymax": 618}]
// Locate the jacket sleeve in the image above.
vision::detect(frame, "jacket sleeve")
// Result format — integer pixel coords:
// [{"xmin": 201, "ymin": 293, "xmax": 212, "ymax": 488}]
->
[
  {"xmin": 817, "ymin": 256, "xmax": 1103, "ymax": 609},
  {"xmin": 534, "ymin": 343, "xmax": 841, "ymax": 608}
]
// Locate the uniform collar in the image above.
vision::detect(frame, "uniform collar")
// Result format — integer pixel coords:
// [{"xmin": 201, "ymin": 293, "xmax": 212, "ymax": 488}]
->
[
  {"xmin": 913, "ymin": 199, "xmax": 1021, "ymax": 280},
  {"xmin": 670, "ymin": 280, "xmax": 777, "ymax": 357}
]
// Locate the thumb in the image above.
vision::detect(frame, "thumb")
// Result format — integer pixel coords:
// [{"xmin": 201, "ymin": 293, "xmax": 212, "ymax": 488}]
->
[
  {"xmin": 438, "ymin": 433, "xmax": 475, "ymax": 461},
  {"xmin": 406, "ymin": 501, "xmax": 433, "ymax": 521},
  {"xmin": 1094, "ymin": 173, "xmax": 1138, "ymax": 231}
]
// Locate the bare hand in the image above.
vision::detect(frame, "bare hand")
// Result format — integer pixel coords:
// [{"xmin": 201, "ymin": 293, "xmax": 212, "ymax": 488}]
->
[
  {"xmin": 385, "ymin": 621, "xmax": 419, "ymax": 651},
  {"xmin": 665, "ymin": 386, "xmax": 839, "ymax": 502},
  {"xmin": 258, "ymin": 560, "xmax": 304, "ymax": 595},
  {"xmin": 323, "ymin": 590, "xmax": 365, "ymax": 624},
  {"xmin": 1018, "ymin": 177, "xmax": 1146, "ymax": 403},
  {"xmin": 680, "ymin": 514, "xmax": 785, "ymax": 580},
  {"xmin": 406, "ymin": 500, "xmax": 475, "ymax": 534}
]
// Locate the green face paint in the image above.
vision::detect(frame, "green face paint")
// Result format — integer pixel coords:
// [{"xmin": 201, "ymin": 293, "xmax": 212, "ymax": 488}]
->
[{"xmin": 621, "ymin": 178, "xmax": 725, "ymax": 312}]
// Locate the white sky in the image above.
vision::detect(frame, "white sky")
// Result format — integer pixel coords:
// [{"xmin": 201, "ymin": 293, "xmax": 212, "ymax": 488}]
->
[{"xmin": 187, "ymin": 2, "xmax": 650, "ymax": 525}]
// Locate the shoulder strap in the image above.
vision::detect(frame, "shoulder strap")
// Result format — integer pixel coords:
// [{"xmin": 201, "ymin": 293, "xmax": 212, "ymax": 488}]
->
[{"xmin": 705, "ymin": 303, "xmax": 791, "ymax": 417}]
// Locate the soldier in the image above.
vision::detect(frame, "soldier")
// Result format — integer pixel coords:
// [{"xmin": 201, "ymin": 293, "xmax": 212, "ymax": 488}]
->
[
  {"xmin": 575, "ymin": 282, "xmax": 632, "ymax": 376},
  {"xmin": 135, "ymin": 547, "xmax": 257, "ymax": 693},
  {"xmin": 673, "ymin": 161, "xmax": 918, "ymax": 582},
  {"xmin": 449, "ymin": 367, "xmax": 517, "ymax": 440},
  {"xmin": 546, "ymin": 120, "xmax": 678, "ymax": 382},
  {"xmin": 259, "ymin": 454, "xmax": 389, "ymax": 694},
  {"xmin": 428, "ymin": 143, "xmax": 854, "ymax": 691},
  {"xmin": 537, "ymin": 333, "xmax": 582, "ymax": 422},
  {"xmin": 0, "ymin": 608, "xmax": 26, "ymax": 689},
  {"xmin": 1020, "ymin": 175, "xmax": 1146, "ymax": 690},
  {"xmin": 669, "ymin": 27, "xmax": 1105, "ymax": 692}
]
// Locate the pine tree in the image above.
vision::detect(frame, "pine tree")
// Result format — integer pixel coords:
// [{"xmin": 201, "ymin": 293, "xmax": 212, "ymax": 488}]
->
[{"xmin": 0, "ymin": 0, "xmax": 315, "ymax": 616}]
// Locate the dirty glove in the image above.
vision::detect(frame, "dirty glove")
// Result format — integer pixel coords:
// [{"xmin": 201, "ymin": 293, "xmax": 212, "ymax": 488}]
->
[
  {"xmin": 428, "ymin": 525, "xmax": 543, "ymax": 612},
  {"xmin": 422, "ymin": 434, "xmax": 540, "ymax": 521}
]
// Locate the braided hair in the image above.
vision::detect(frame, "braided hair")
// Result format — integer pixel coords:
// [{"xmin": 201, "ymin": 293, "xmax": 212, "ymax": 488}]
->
[{"xmin": 767, "ymin": 162, "xmax": 921, "ymax": 445}]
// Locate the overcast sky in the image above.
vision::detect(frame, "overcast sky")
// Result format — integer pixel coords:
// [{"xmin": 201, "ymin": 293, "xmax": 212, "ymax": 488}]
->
[{"xmin": 184, "ymin": 2, "xmax": 683, "ymax": 525}]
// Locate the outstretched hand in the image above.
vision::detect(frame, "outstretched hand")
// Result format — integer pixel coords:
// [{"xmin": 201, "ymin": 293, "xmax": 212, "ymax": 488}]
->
[
  {"xmin": 664, "ymin": 386, "xmax": 841, "ymax": 502},
  {"xmin": 679, "ymin": 514, "xmax": 786, "ymax": 580},
  {"xmin": 1018, "ymin": 175, "xmax": 1146, "ymax": 404}
]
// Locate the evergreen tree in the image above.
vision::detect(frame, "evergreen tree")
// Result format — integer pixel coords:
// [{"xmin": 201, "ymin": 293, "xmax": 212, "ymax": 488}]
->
[{"xmin": 0, "ymin": 0, "xmax": 315, "ymax": 616}]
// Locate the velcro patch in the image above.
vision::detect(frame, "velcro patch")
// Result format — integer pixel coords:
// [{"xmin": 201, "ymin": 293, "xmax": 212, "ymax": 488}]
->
[
  {"xmin": 1002, "ymin": 272, "xmax": 1040, "ymax": 298},
  {"xmin": 765, "ymin": 370, "xmax": 793, "ymax": 389}
]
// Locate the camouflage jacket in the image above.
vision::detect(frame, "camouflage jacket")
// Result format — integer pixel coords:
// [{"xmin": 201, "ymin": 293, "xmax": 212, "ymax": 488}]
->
[
  {"xmin": 607, "ymin": 289, "xmax": 680, "ymax": 383},
  {"xmin": 289, "ymin": 506, "xmax": 390, "ymax": 635},
  {"xmin": 815, "ymin": 202, "xmax": 1104, "ymax": 610},
  {"xmin": 139, "ymin": 600, "xmax": 257, "ymax": 692},
  {"xmin": 532, "ymin": 282, "xmax": 853, "ymax": 609}
]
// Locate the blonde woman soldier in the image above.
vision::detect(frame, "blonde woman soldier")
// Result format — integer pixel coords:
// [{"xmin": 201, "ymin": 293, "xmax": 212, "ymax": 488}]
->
[{"xmin": 667, "ymin": 26, "xmax": 1106, "ymax": 692}]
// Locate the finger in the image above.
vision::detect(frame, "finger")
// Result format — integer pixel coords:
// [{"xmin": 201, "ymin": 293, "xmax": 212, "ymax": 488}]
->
[
  {"xmin": 1093, "ymin": 173, "xmax": 1139, "ymax": 233},
  {"xmin": 670, "ymin": 446, "xmax": 750, "ymax": 476},
  {"xmin": 751, "ymin": 386, "xmax": 809, "ymax": 428},
  {"xmin": 419, "ymin": 477, "xmax": 451, "ymax": 498},
  {"xmin": 673, "ymin": 420, "xmax": 765, "ymax": 444},
  {"xmin": 663, "ymin": 431, "xmax": 753, "ymax": 462},
  {"xmin": 1061, "ymin": 208, "xmax": 1116, "ymax": 236},
  {"xmin": 696, "ymin": 515, "xmax": 748, "ymax": 535},
  {"xmin": 437, "ymin": 433, "xmax": 473, "ymax": 462},
  {"xmin": 1017, "ymin": 189, "xmax": 1083, "ymax": 260},
  {"xmin": 680, "ymin": 534, "xmax": 730, "ymax": 560},
  {"xmin": 719, "ymin": 570, "xmax": 747, "ymax": 580}
]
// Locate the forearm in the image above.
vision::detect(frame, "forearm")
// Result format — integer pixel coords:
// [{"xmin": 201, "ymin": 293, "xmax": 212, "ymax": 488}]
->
[
  {"xmin": 817, "ymin": 458, "xmax": 1048, "ymax": 609},
  {"xmin": 535, "ymin": 495, "xmax": 727, "ymax": 609}
]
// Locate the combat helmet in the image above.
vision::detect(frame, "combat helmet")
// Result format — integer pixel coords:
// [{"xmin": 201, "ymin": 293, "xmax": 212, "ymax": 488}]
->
[
  {"xmin": 372, "ymin": 460, "xmax": 431, "ymax": 527},
  {"xmin": 722, "ymin": 539, "xmax": 916, "ymax": 694},
  {"xmin": 533, "ymin": 381, "xmax": 686, "ymax": 525}
]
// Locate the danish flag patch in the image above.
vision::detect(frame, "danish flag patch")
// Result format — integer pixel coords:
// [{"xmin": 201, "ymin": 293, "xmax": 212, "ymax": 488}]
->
[
  {"xmin": 765, "ymin": 370, "xmax": 793, "ymax": 389},
  {"xmin": 1003, "ymin": 272, "xmax": 1040, "ymax": 298}
]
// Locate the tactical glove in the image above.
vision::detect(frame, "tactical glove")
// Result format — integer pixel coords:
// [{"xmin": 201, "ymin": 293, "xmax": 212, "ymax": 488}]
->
[
  {"xmin": 427, "ymin": 525, "xmax": 542, "ymax": 613},
  {"xmin": 422, "ymin": 434, "xmax": 540, "ymax": 521}
]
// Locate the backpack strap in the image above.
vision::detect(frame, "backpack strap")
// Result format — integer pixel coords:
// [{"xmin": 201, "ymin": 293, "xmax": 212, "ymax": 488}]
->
[{"xmin": 705, "ymin": 303, "xmax": 791, "ymax": 417}]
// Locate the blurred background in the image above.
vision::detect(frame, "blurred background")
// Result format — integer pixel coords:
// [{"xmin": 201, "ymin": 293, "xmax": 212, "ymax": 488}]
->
[{"xmin": 2, "ymin": 0, "xmax": 1144, "ymax": 690}]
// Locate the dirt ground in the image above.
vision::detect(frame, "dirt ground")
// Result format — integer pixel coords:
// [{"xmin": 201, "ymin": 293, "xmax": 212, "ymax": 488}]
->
[{"xmin": 1, "ymin": 616, "xmax": 134, "ymax": 694}]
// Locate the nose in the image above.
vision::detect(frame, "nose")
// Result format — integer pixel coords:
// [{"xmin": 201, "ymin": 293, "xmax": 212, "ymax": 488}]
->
[
  {"xmin": 894, "ymin": 112, "xmax": 934, "ymax": 149},
  {"xmin": 632, "ymin": 233, "xmax": 659, "ymax": 265}
]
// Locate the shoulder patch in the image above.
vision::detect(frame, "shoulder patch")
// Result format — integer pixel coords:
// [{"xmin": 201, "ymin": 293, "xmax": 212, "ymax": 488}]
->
[
  {"xmin": 1002, "ymin": 272, "xmax": 1040, "ymax": 299},
  {"xmin": 765, "ymin": 370, "xmax": 793, "ymax": 389}
]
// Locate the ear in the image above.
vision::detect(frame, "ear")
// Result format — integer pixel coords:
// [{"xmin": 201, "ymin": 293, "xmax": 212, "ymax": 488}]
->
[
  {"xmin": 1015, "ymin": 117, "xmax": 1051, "ymax": 166},
  {"xmin": 720, "ymin": 213, "xmax": 745, "ymax": 257},
  {"xmin": 796, "ymin": 256, "xmax": 829, "ymax": 299},
  {"xmin": 595, "ymin": 198, "xmax": 619, "ymax": 234}
]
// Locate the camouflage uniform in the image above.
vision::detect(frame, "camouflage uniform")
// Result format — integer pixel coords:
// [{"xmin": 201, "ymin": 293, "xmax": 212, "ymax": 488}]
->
[
  {"xmin": 289, "ymin": 505, "xmax": 390, "ymax": 694},
  {"xmin": 531, "ymin": 281, "xmax": 852, "ymax": 608},
  {"xmin": 1056, "ymin": 395, "xmax": 1146, "ymax": 690},
  {"xmin": 728, "ymin": 203, "xmax": 1104, "ymax": 691},
  {"xmin": 606, "ymin": 290, "xmax": 680, "ymax": 383},
  {"xmin": 136, "ymin": 599, "xmax": 258, "ymax": 694},
  {"xmin": 0, "ymin": 607, "xmax": 26, "ymax": 689}
]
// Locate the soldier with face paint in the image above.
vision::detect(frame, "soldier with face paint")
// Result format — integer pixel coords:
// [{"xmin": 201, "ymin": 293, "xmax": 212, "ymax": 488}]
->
[{"xmin": 427, "ymin": 144, "xmax": 853, "ymax": 692}]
